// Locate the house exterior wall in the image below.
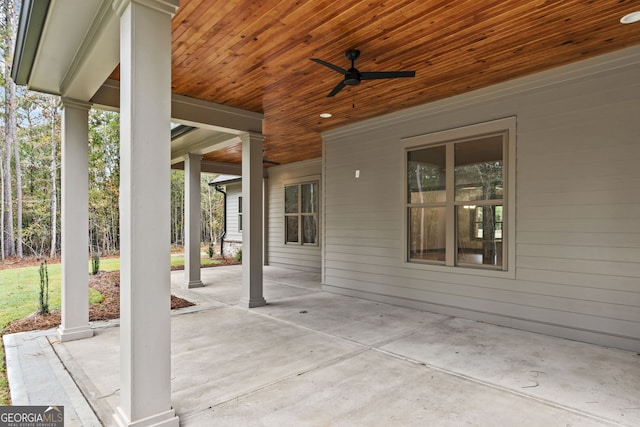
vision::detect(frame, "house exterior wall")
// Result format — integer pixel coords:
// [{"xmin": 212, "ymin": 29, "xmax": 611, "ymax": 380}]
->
[
  {"xmin": 266, "ymin": 158, "xmax": 322, "ymax": 272},
  {"xmin": 223, "ymin": 182, "xmax": 243, "ymax": 256},
  {"xmin": 321, "ymin": 46, "xmax": 640, "ymax": 352}
]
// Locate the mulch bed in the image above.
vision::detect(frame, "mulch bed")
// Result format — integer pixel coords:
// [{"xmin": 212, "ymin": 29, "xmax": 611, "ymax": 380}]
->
[{"xmin": 3, "ymin": 271, "xmax": 195, "ymax": 335}]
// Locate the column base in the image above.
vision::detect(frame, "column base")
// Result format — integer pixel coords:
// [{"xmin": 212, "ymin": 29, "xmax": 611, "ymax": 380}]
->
[
  {"xmin": 58, "ymin": 325, "xmax": 93, "ymax": 342},
  {"xmin": 114, "ymin": 407, "xmax": 179, "ymax": 427},
  {"xmin": 238, "ymin": 296, "xmax": 267, "ymax": 308},
  {"xmin": 184, "ymin": 280, "xmax": 204, "ymax": 289}
]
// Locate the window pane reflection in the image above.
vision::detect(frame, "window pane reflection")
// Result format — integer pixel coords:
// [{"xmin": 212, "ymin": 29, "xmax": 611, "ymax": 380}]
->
[
  {"xmin": 285, "ymin": 186, "xmax": 298, "ymax": 213},
  {"xmin": 456, "ymin": 205, "xmax": 503, "ymax": 268},
  {"xmin": 409, "ymin": 207, "xmax": 446, "ymax": 262},
  {"xmin": 301, "ymin": 183, "xmax": 317, "ymax": 213},
  {"xmin": 286, "ymin": 216, "xmax": 298, "ymax": 243},
  {"xmin": 455, "ymin": 137, "xmax": 503, "ymax": 202},
  {"xmin": 302, "ymin": 215, "xmax": 318, "ymax": 244},
  {"xmin": 407, "ymin": 145, "xmax": 446, "ymax": 204}
]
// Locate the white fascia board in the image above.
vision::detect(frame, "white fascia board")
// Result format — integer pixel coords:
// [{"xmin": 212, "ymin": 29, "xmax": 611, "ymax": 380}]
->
[{"xmin": 29, "ymin": 0, "xmax": 119, "ymax": 101}]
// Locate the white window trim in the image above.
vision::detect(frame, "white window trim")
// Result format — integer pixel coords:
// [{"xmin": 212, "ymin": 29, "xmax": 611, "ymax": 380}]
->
[
  {"xmin": 238, "ymin": 196, "xmax": 243, "ymax": 232},
  {"xmin": 401, "ymin": 117, "xmax": 516, "ymax": 279},
  {"xmin": 283, "ymin": 175, "xmax": 321, "ymax": 246}
]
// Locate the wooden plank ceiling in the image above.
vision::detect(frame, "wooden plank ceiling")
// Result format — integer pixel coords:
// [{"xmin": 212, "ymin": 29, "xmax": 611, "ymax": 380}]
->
[{"xmin": 127, "ymin": 0, "xmax": 640, "ymax": 166}]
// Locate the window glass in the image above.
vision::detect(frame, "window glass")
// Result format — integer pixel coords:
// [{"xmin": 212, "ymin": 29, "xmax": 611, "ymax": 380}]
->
[
  {"xmin": 407, "ymin": 145, "xmax": 446, "ymax": 204},
  {"xmin": 408, "ymin": 207, "xmax": 446, "ymax": 262},
  {"xmin": 302, "ymin": 215, "xmax": 318, "ymax": 244},
  {"xmin": 456, "ymin": 205, "xmax": 503, "ymax": 267},
  {"xmin": 301, "ymin": 183, "xmax": 317, "ymax": 213},
  {"xmin": 285, "ymin": 185, "xmax": 298, "ymax": 213},
  {"xmin": 454, "ymin": 137, "xmax": 503, "ymax": 202},
  {"xmin": 286, "ymin": 216, "xmax": 299, "ymax": 243}
]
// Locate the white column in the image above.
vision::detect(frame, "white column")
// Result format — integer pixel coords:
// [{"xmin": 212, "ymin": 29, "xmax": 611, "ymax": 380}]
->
[
  {"xmin": 184, "ymin": 153, "xmax": 203, "ymax": 288},
  {"xmin": 58, "ymin": 98, "xmax": 93, "ymax": 343},
  {"xmin": 239, "ymin": 132, "xmax": 266, "ymax": 308},
  {"xmin": 113, "ymin": 1, "xmax": 179, "ymax": 426}
]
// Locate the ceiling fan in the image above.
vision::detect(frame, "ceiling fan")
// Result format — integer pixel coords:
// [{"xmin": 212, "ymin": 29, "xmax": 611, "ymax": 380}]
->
[{"xmin": 311, "ymin": 49, "xmax": 416, "ymax": 97}]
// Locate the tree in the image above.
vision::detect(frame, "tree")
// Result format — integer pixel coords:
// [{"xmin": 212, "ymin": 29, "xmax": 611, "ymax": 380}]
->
[
  {"xmin": 88, "ymin": 109, "xmax": 120, "ymax": 254},
  {"xmin": 170, "ymin": 170, "xmax": 184, "ymax": 246},
  {"xmin": 1, "ymin": 0, "xmax": 17, "ymax": 257},
  {"xmin": 17, "ymin": 90, "xmax": 60, "ymax": 257},
  {"xmin": 201, "ymin": 173, "xmax": 222, "ymax": 246},
  {"xmin": 48, "ymin": 102, "xmax": 57, "ymax": 258}
]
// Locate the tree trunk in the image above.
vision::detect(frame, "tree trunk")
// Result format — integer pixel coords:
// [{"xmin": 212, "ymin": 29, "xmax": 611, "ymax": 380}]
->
[
  {"xmin": 2, "ymin": 0, "xmax": 15, "ymax": 257},
  {"xmin": 49, "ymin": 105, "xmax": 58, "ymax": 258},
  {"xmin": 11, "ymin": 82, "xmax": 22, "ymax": 257},
  {"xmin": 1, "ymin": 153, "xmax": 4, "ymax": 261},
  {"xmin": 6, "ymin": 1, "xmax": 21, "ymax": 257},
  {"xmin": 207, "ymin": 184, "xmax": 214, "ymax": 243}
]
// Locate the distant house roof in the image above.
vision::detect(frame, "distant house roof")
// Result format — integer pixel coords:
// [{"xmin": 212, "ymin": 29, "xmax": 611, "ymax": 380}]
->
[{"xmin": 209, "ymin": 175, "xmax": 241, "ymax": 186}]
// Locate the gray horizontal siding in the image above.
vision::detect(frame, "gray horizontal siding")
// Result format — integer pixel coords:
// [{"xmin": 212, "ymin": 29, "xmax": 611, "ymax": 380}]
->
[
  {"xmin": 265, "ymin": 158, "xmax": 322, "ymax": 272},
  {"xmin": 321, "ymin": 46, "xmax": 640, "ymax": 351},
  {"xmin": 225, "ymin": 184, "xmax": 242, "ymax": 242}
]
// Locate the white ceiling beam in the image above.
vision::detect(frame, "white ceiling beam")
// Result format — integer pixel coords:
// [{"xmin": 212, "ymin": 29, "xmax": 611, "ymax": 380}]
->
[
  {"xmin": 171, "ymin": 160, "xmax": 243, "ymax": 176},
  {"xmin": 91, "ymin": 79, "xmax": 264, "ymax": 134},
  {"xmin": 171, "ymin": 135, "xmax": 242, "ymax": 163}
]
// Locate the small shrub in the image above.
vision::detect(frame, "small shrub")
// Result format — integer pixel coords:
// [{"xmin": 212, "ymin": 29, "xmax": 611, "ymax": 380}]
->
[
  {"xmin": 235, "ymin": 249, "xmax": 242, "ymax": 262},
  {"xmin": 89, "ymin": 288, "xmax": 104, "ymax": 304},
  {"xmin": 38, "ymin": 261, "xmax": 50, "ymax": 315},
  {"xmin": 91, "ymin": 252, "xmax": 100, "ymax": 275},
  {"xmin": 207, "ymin": 243, "xmax": 215, "ymax": 259}
]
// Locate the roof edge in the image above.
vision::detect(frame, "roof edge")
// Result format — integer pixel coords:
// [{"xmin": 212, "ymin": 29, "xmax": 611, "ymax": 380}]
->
[{"xmin": 11, "ymin": 0, "xmax": 51, "ymax": 86}]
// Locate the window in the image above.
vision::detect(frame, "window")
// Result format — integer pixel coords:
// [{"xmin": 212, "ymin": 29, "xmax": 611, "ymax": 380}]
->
[
  {"xmin": 405, "ymin": 118, "xmax": 514, "ymax": 271},
  {"xmin": 238, "ymin": 196, "xmax": 243, "ymax": 232},
  {"xmin": 285, "ymin": 182, "xmax": 319, "ymax": 245}
]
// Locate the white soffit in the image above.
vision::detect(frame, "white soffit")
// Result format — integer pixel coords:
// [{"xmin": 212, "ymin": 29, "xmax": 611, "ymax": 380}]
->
[{"xmin": 29, "ymin": 0, "xmax": 119, "ymax": 101}]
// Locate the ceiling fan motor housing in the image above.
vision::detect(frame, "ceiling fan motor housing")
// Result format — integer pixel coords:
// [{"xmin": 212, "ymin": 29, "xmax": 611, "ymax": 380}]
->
[
  {"xmin": 345, "ymin": 69, "xmax": 361, "ymax": 86},
  {"xmin": 345, "ymin": 49, "xmax": 361, "ymax": 85}
]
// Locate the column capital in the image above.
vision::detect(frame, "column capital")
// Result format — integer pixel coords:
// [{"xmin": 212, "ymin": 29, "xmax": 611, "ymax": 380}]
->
[
  {"xmin": 113, "ymin": 0, "xmax": 179, "ymax": 17},
  {"xmin": 240, "ymin": 131, "xmax": 266, "ymax": 144},
  {"xmin": 59, "ymin": 97, "xmax": 92, "ymax": 111},
  {"xmin": 183, "ymin": 153, "xmax": 203, "ymax": 162}
]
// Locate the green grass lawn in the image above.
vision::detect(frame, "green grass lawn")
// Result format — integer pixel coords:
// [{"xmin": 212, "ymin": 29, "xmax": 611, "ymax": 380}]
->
[{"xmin": 0, "ymin": 252, "xmax": 221, "ymax": 405}]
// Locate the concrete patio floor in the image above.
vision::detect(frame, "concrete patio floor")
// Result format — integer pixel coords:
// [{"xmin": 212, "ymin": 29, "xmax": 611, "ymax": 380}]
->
[{"xmin": 4, "ymin": 265, "xmax": 640, "ymax": 426}]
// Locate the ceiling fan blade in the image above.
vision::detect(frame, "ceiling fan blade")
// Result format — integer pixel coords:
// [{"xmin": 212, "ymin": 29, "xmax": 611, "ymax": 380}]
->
[
  {"xmin": 327, "ymin": 80, "xmax": 346, "ymax": 97},
  {"xmin": 311, "ymin": 58, "xmax": 347, "ymax": 75},
  {"xmin": 360, "ymin": 71, "xmax": 416, "ymax": 80}
]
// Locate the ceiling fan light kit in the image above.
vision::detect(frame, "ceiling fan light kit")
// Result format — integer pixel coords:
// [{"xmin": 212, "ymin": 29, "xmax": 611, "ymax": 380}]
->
[{"xmin": 311, "ymin": 49, "xmax": 416, "ymax": 97}]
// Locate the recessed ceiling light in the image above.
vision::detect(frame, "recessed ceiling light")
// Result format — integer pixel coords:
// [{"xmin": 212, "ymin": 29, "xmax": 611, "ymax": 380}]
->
[
  {"xmin": 320, "ymin": 113, "xmax": 332, "ymax": 118},
  {"xmin": 620, "ymin": 11, "xmax": 640, "ymax": 24}
]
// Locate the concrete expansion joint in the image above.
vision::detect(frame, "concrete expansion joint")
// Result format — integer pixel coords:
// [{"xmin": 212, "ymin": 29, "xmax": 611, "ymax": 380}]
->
[
  {"xmin": 180, "ymin": 347, "xmax": 370, "ymax": 422},
  {"xmin": 244, "ymin": 307, "xmax": 371, "ymax": 350},
  {"xmin": 366, "ymin": 327, "xmax": 426, "ymax": 349}
]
